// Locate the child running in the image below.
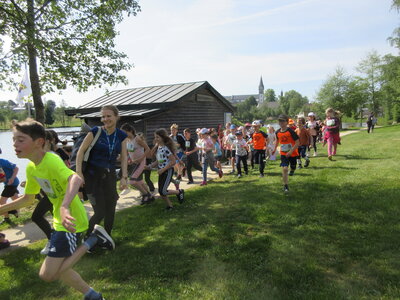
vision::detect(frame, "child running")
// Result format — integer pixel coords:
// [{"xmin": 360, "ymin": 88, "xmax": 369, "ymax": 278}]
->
[
  {"xmin": 324, "ymin": 108, "xmax": 341, "ymax": 160},
  {"xmin": 121, "ymin": 123, "xmax": 153, "ymax": 205},
  {"xmin": 306, "ymin": 112, "xmax": 319, "ymax": 156},
  {"xmin": 249, "ymin": 120, "xmax": 268, "ymax": 177},
  {"xmin": 199, "ymin": 128, "xmax": 223, "ymax": 186},
  {"xmin": 295, "ymin": 117, "xmax": 311, "ymax": 168},
  {"xmin": 146, "ymin": 129, "xmax": 184, "ymax": 210},
  {"xmin": 0, "ymin": 155, "xmax": 20, "ymax": 225},
  {"xmin": 0, "ymin": 119, "xmax": 114, "ymax": 300},
  {"xmin": 266, "ymin": 124, "xmax": 276, "ymax": 161},
  {"xmin": 211, "ymin": 134, "xmax": 223, "ymax": 173},
  {"xmin": 273, "ymin": 115, "xmax": 300, "ymax": 192},
  {"xmin": 233, "ymin": 131, "xmax": 249, "ymax": 178},
  {"xmin": 182, "ymin": 128, "xmax": 202, "ymax": 184}
]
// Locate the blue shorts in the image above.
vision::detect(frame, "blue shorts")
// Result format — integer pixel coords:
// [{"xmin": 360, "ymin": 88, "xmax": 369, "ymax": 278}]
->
[
  {"xmin": 47, "ymin": 231, "xmax": 81, "ymax": 258},
  {"xmin": 280, "ymin": 155, "xmax": 297, "ymax": 168}
]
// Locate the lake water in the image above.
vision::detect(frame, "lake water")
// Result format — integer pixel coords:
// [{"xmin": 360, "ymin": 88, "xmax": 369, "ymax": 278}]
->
[{"xmin": 0, "ymin": 127, "xmax": 80, "ymax": 188}]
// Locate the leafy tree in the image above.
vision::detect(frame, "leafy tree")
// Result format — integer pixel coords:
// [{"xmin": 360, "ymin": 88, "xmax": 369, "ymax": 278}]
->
[
  {"xmin": 355, "ymin": 50, "xmax": 383, "ymax": 113},
  {"xmin": 388, "ymin": 0, "xmax": 400, "ymax": 50},
  {"xmin": 44, "ymin": 99, "xmax": 55, "ymax": 125},
  {"xmin": 235, "ymin": 96, "xmax": 258, "ymax": 122},
  {"xmin": 279, "ymin": 90, "xmax": 309, "ymax": 116},
  {"xmin": 264, "ymin": 89, "xmax": 277, "ymax": 102},
  {"xmin": 0, "ymin": 0, "xmax": 140, "ymax": 124}
]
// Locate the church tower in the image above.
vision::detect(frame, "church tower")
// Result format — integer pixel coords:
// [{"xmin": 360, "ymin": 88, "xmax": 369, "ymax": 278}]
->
[{"xmin": 258, "ymin": 76, "xmax": 265, "ymax": 105}]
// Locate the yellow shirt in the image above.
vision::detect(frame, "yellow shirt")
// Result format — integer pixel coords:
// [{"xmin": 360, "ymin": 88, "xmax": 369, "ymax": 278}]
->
[{"xmin": 25, "ymin": 152, "xmax": 88, "ymax": 233}]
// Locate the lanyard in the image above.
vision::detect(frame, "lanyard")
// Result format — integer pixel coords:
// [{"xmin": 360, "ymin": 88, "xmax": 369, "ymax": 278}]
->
[{"xmin": 106, "ymin": 130, "xmax": 117, "ymax": 161}]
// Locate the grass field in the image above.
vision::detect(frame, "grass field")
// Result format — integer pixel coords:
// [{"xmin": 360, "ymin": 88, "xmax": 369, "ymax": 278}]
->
[{"xmin": 1, "ymin": 126, "xmax": 400, "ymax": 300}]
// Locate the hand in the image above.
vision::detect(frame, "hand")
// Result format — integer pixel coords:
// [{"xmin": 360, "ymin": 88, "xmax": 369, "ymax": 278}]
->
[
  {"xmin": 144, "ymin": 165, "xmax": 151, "ymax": 170},
  {"xmin": 60, "ymin": 206, "xmax": 76, "ymax": 233},
  {"xmin": 185, "ymin": 151, "xmax": 190, "ymax": 155},
  {"xmin": 286, "ymin": 151, "xmax": 292, "ymax": 158},
  {"xmin": 119, "ymin": 178, "xmax": 128, "ymax": 191},
  {"xmin": 7, "ymin": 178, "xmax": 14, "ymax": 185}
]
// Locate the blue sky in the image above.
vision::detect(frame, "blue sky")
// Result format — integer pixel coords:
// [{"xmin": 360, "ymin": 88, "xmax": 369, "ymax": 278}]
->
[{"xmin": 1, "ymin": 0, "xmax": 399, "ymax": 106}]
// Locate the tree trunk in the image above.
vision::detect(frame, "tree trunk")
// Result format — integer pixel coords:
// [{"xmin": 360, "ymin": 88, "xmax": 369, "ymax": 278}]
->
[{"xmin": 27, "ymin": 0, "xmax": 44, "ymax": 124}]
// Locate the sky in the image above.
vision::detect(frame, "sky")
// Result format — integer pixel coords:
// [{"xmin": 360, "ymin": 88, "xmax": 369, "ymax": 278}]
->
[{"xmin": 0, "ymin": 0, "xmax": 399, "ymax": 107}]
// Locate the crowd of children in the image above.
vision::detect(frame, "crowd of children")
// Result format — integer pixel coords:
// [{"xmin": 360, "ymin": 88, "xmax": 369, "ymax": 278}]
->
[{"xmin": 0, "ymin": 106, "xmax": 343, "ymax": 299}]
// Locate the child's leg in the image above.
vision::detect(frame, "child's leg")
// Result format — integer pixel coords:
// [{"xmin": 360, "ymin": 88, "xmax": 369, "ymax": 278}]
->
[
  {"xmin": 243, "ymin": 156, "xmax": 248, "ymax": 174},
  {"xmin": 235, "ymin": 155, "xmax": 242, "ymax": 175},
  {"xmin": 282, "ymin": 166, "xmax": 289, "ymax": 185},
  {"xmin": 327, "ymin": 137, "xmax": 333, "ymax": 156},
  {"xmin": 259, "ymin": 151, "xmax": 265, "ymax": 175},
  {"xmin": 202, "ymin": 160, "xmax": 208, "ymax": 182},
  {"xmin": 31, "ymin": 195, "xmax": 53, "ymax": 240},
  {"xmin": 0, "ymin": 196, "xmax": 9, "ymax": 218},
  {"xmin": 333, "ymin": 143, "xmax": 338, "ymax": 155}
]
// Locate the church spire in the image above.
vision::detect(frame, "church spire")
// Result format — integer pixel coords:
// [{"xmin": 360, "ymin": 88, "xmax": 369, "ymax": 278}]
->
[{"xmin": 259, "ymin": 76, "xmax": 264, "ymax": 94}]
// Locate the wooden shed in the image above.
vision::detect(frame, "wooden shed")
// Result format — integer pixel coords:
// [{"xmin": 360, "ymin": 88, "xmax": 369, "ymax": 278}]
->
[{"xmin": 65, "ymin": 81, "xmax": 235, "ymax": 143}]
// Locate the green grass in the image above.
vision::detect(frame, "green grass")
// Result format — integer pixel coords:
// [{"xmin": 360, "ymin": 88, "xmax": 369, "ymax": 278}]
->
[{"xmin": 1, "ymin": 126, "xmax": 400, "ymax": 300}]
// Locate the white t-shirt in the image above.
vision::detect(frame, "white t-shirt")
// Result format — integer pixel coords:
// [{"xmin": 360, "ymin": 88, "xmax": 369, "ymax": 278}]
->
[
  {"xmin": 233, "ymin": 139, "xmax": 248, "ymax": 156},
  {"xmin": 156, "ymin": 146, "xmax": 172, "ymax": 169}
]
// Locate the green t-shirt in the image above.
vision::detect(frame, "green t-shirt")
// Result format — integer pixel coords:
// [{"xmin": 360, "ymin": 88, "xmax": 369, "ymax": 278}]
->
[{"xmin": 25, "ymin": 152, "xmax": 88, "ymax": 233}]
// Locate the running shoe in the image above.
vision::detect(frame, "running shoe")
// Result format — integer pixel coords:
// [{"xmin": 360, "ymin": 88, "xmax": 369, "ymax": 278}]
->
[
  {"xmin": 165, "ymin": 206, "xmax": 174, "ymax": 211},
  {"xmin": 200, "ymin": 181, "xmax": 207, "ymax": 186},
  {"xmin": 92, "ymin": 225, "xmax": 115, "ymax": 250},
  {"xmin": 328, "ymin": 156, "xmax": 333, "ymax": 161},
  {"xmin": 283, "ymin": 185, "xmax": 289, "ymax": 192},
  {"xmin": 84, "ymin": 293, "xmax": 105, "ymax": 300},
  {"xmin": 187, "ymin": 181, "xmax": 194, "ymax": 184},
  {"xmin": 40, "ymin": 240, "xmax": 51, "ymax": 255},
  {"xmin": 298, "ymin": 164, "xmax": 303, "ymax": 169},
  {"xmin": 304, "ymin": 159, "xmax": 310, "ymax": 168},
  {"xmin": 218, "ymin": 170, "xmax": 223, "ymax": 178},
  {"xmin": 237, "ymin": 174, "xmax": 242, "ymax": 178},
  {"xmin": 289, "ymin": 170, "xmax": 295, "ymax": 176},
  {"xmin": 313, "ymin": 152, "xmax": 318, "ymax": 157},
  {"xmin": 177, "ymin": 189, "xmax": 185, "ymax": 204},
  {"xmin": 259, "ymin": 174, "xmax": 264, "ymax": 178}
]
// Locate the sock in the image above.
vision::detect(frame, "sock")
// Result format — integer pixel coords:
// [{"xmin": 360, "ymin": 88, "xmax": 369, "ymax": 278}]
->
[
  {"xmin": 83, "ymin": 234, "xmax": 98, "ymax": 250},
  {"xmin": 85, "ymin": 287, "xmax": 101, "ymax": 300}
]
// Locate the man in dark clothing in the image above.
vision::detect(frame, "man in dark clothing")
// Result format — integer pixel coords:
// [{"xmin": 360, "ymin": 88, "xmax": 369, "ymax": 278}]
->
[{"xmin": 183, "ymin": 128, "xmax": 202, "ymax": 184}]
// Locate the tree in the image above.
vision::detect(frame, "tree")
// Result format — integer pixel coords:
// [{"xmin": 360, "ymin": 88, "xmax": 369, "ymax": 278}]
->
[
  {"xmin": 264, "ymin": 89, "xmax": 277, "ymax": 102},
  {"xmin": 0, "ymin": 1, "xmax": 140, "ymax": 124},
  {"xmin": 388, "ymin": 1, "xmax": 400, "ymax": 50},
  {"xmin": 235, "ymin": 96, "xmax": 258, "ymax": 122},
  {"xmin": 355, "ymin": 50, "xmax": 383, "ymax": 113},
  {"xmin": 44, "ymin": 99, "xmax": 55, "ymax": 125},
  {"xmin": 279, "ymin": 90, "xmax": 309, "ymax": 116}
]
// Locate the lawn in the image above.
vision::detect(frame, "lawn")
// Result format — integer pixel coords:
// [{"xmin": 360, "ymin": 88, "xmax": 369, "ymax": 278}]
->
[{"xmin": 1, "ymin": 126, "xmax": 400, "ymax": 300}]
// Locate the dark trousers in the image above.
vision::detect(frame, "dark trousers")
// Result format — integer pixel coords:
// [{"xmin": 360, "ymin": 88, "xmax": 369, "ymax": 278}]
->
[
  {"xmin": 250, "ymin": 150, "xmax": 255, "ymax": 168},
  {"xmin": 140, "ymin": 158, "xmax": 155, "ymax": 192},
  {"xmin": 31, "ymin": 192, "xmax": 53, "ymax": 240},
  {"xmin": 236, "ymin": 155, "xmax": 248, "ymax": 175},
  {"xmin": 367, "ymin": 123, "xmax": 375, "ymax": 133},
  {"xmin": 311, "ymin": 135, "xmax": 317, "ymax": 152},
  {"xmin": 186, "ymin": 154, "xmax": 202, "ymax": 182},
  {"xmin": 254, "ymin": 149, "xmax": 266, "ymax": 175}
]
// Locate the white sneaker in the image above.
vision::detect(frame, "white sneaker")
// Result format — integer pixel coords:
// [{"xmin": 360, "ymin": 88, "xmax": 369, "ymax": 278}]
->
[
  {"xmin": 40, "ymin": 240, "xmax": 51, "ymax": 255},
  {"xmin": 313, "ymin": 152, "xmax": 318, "ymax": 157}
]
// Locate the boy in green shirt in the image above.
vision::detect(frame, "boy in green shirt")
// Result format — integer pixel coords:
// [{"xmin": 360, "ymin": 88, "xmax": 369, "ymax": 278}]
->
[{"xmin": 0, "ymin": 119, "xmax": 113, "ymax": 300}]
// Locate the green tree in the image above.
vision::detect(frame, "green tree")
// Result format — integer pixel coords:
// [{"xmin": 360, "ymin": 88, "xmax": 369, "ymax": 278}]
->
[
  {"xmin": 279, "ymin": 90, "xmax": 309, "ymax": 116},
  {"xmin": 0, "ymin": 0, "xmax": 140, "ymax": 124},
  {"xmin": 264, "ymin": 89, "xmax": 277, "ymax": 102},
  {"xmin": 44, "ymin": 99, "xmax": 55, "ymax": 125},
  {"xmin": 355, "ymin": 50, "xmax": 383, "ymax": 113},
  {"xmin": 235, "ymin": 96, "xmax": 258, "ymax": 122}
]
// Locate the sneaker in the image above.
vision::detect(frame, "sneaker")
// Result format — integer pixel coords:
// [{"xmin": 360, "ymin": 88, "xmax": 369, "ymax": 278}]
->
[
  {"xmin": 40, "ymin": 240, "xmax": 51, "ymax": 255},
  {"xmin": 0, "ymin": 218, "xmax": 11, "ymax": 225},
  {"xmin": 200, "ymin": 181, "xmax": 207, "ymax": 186},
  {"xmin": 93, "ymin": 224, "xmax": 115, "ymax": 250},
  {"xmin": 177, "ymin": 189, "xmax": 185, "ymax": 204},
  {"xmin": 328, "ymin": 155, "xmax": 333, "ymax": 161},
  {"xmin": 237, "ymin": 174, "xmax": 242, "ymax": 178},
  {"xmin": 165, "ymin": 206, "xmax": 174, "ymax": 211},
  {"xmin": 304, "ymin": 160, "xmax": 310, "ymax": 168},
  {"xmin": 298, "ymin": 164, "xmax": 303, "ymax": 169},
  {"xmin": 259, "ymin": 174, "xmax": 264, "ymax": 178},
  {"xmin": 313, "ymin": 152, "xmax": 318, "ymax": 157},
  {"xmin": 283, "ymin": 186, "xmax": 289, "ymax": 192},
  {"xmin": 289, "ymin": 170, "xmax": 295, "ymax": 176},
  {"xmin": 84, "ymin": 293, "xmax": 105, "ymax": 300},
  {"xmin": 187, "ymin": 181, "xmax": 194, "ymax": 184},
  {"xmin": 218, "ymin": 170, "xmax": 223, "ymax": 178},
  {"xmin": 8, "ymin": 210, "xmax": 19, "ymax": 218}
]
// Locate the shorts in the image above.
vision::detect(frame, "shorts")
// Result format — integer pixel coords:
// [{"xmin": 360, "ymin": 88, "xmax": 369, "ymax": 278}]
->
[
  {"xmin": 177, "ymin": 152, "xmax": 184, "ymax": 160},
  {"xmin": 298, "ymin": 146, "xmax": 307, "ymax": 158},
  {"xmin": 280, "ymin": 155, "xmax": 297, "ymax": 169},
  {"xmin": 129, "ymin": 159, "xmax": 146, "ymax": 181},
  {"xmin": 1, "ymin": 185, "xmax": 19, "ymax": 197},
  {"xmin": 47, "ymin": 231, "xmax": 82, "ymax": 258},
  {"xmin": 226, "ymin": 150, "xmax": 236, "ymax": 159},
  {"xmin": 215, "ymin": 155, "xmax": 222, "ymax": 162}
]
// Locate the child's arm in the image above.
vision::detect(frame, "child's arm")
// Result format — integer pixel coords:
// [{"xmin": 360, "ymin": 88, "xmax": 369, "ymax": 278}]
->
[
  {"xmin": 0, "ymin": 194, "xmax": 36, "ymax": 215},
  {"xmin": 60, "ymin": 173, "xmax": 84, "ymax": 233},
  {"xmin": 7, "ymin": 166, "xmax": 19, "ymax": 186},
  {"xmin": 287, "ymin": 140, "xmax": 300, "ymax": 158}
]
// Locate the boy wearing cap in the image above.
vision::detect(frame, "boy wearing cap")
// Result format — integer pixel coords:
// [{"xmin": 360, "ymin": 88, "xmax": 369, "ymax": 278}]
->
[
  {"xmin": 273, "ymin": 115, "xmax": 300, "ymax": 192},
  {"xmin": 249, "ymin": 121, "xmax": 268, "ymax": 177},
  {"xmin": 232, "ymin": 131, "xmax": 249, "ymax": 178}
]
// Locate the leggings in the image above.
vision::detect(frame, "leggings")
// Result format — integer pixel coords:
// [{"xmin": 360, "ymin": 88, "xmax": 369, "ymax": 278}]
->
[
  {"xmin": 31, "ymin": 192, "xmax": 53, "ymax": 240},
  {"xmin": 141, "ymin": 158, "xmax": 155, "ymax": 192},
  {"xmin": 236, "ymin": 155, "xmax": 248, "ymax": 175},
  {"xmin": 254, "ymin": 149, "xmax": 266, "ymax": 175},
  {"xmin": 158, "ymin": 168, "xmax": 174, "ymax": 196},
  {"xmin": 327, "ymin": 137, "xmax": 338, "ymax": 156},
  {"xmin": 202, "ymin": 151, "xmax": 220, "ymax": 181},
  {"xmin": 311, "ymin": 135, "xmax": 317, "ymax": 153},
  {"xmin": 186, "ymin": 154, "xmax": 202, "ymax": 182}
]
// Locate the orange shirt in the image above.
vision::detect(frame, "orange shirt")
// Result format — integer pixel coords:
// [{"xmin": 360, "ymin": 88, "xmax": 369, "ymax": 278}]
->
[
  {"xmin": 251, "ymin": 131, "xmax": 268, "ymax": 150},
  {"xmin": 295, "ymin": 127, "xmax": 310, "ymax": 146},
  {"xmin": 275, "ymin": 128, "xmax": 299, "ymax": 157}
]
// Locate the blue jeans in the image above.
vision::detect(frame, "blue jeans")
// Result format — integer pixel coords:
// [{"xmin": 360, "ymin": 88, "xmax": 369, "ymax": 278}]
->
[{"xmin": 202, "ymin": 151, "xmax": 220, "ymax": 181}]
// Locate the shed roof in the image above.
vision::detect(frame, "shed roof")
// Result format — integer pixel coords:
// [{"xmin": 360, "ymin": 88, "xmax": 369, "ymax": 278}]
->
[{"xmin": 66, "ymin": 81, "xmax": 234, "ymax": 117}]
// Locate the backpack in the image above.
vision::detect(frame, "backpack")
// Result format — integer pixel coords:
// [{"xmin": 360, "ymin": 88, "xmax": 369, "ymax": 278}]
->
[{"xmin": 70, "ymin": 127, "xmax": 101, "ymax": 171}]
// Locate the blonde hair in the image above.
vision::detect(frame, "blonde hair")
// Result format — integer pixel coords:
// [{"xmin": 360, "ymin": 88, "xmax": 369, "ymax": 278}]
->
[
  {"xmin": 170, "ymin": 123, "xmax": 179, "ymax": 130},
  {"xmin": 325, "ymin": 108, "xmax": 335, "ymax": 115}
]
